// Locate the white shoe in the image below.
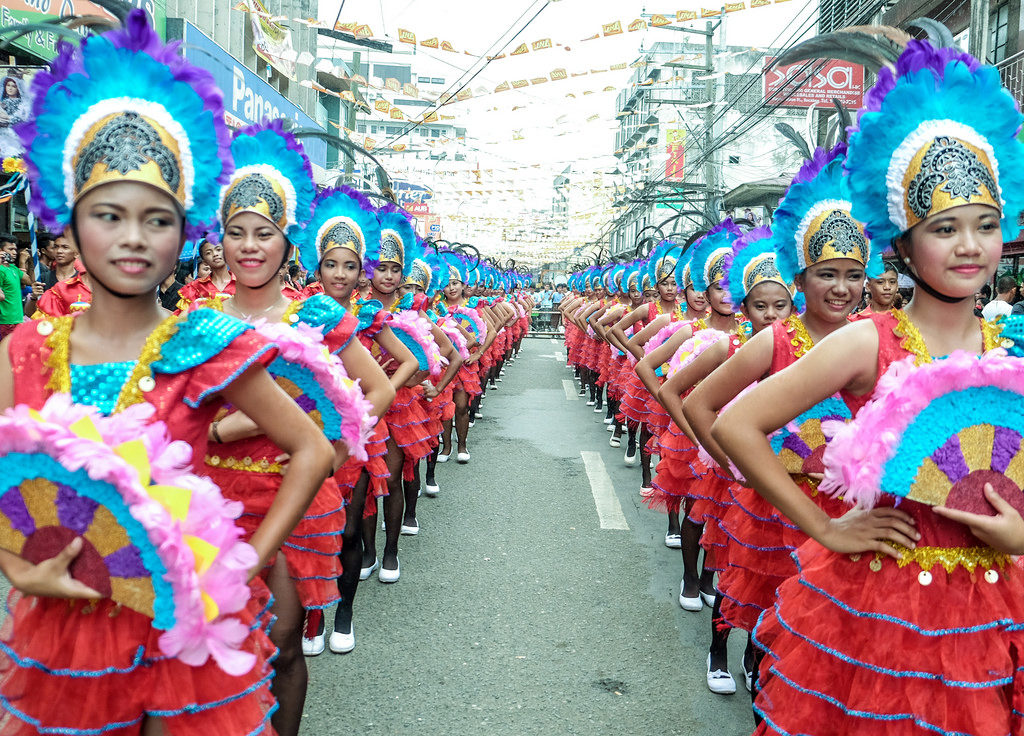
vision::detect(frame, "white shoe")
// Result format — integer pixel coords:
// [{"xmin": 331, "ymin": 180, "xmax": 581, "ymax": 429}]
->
[
  {"xmin": 707, "ymin": 655, "xmax": 737, "ymax": 694},
  {"xmin": 640, "ymin": 485, "xmax": 654, "ymax": 498},
  {"xmin": 424, "ymin": 483, "xmax": 440, "ymax": 497},
  {"xmin": 606, "ymin": 423, "xmax": 615, "ymax": 432},
  {"xmin": 379, "ymin": 560, "xmax": 400, "ymax": 583},
  {"xmin": 744, "ymin": 666, "xmax": 754, "ymax": 693},
  {"xmin": 578, "ymin": 388, "xmax": 586, "ymax": 396},
  {"xmin": 665, "ymin": 533, "xmax": 682, "ymax": 549},
  {"xmin": 400, "ymin": 520, "xmax": 419, "ymax": 535},
  {"xmin": 593, "ymin": 405, "xmax": 604, "ymax": 413},
  {"xmin": 329, "ymin": 627, "xmax": 355, "ymax": 654},
  {"xmin": 302, "ymin": 632, "xmax": 325, "ymax": 657},
  {"xmin": 679, "ymin": 580, "xmax": 703, "ymax": 611},
  {"xmin": 624, "ymin": 449, "xmax": 638, "ymax": 467},
  {"xmin": 700, "ymin": 589, "xmax": 717, "ymax": 608},
  {"xmin": 437, "ymin": 452, "xmax": 451, "ymax": 463},
  {"xmin": 359, "ymin": 558, "xmax": 379, "ymax": 581},
  {"xmin": 609, "ymin": 436, "xmax": 621, "ymax": 448},
  {"xmin": 603, "ymin": 416, "xmax": 615, "ymax": 424},
  {"xmin": 457, "ymin": 451, "xmax": 471, "ymax": 463},
  {"xmin": 468, "ymin": 420, "xmax": 475, "ymax": 428}
]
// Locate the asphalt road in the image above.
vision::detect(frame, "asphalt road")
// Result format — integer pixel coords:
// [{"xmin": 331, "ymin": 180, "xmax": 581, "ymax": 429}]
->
[
  {"xmin": 0, "ymin": 337, "xmax": 755, "ymax": 736},
  {"xmin": 301, "ymin": 337, "xmax": 754, "ymax": 736}
]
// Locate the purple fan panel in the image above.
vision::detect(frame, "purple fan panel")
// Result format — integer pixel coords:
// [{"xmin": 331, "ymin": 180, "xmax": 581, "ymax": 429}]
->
[
  {"xmin": 781, "ymin": 433, "xmax": 812, "ymax": 459},
  {"xmin": 0, "ymin": 488, "xmax": 34, "ymax": 535},
  {"xmin": 991, "ymin": 427, "xmax": 1022, "ymax": 474},
  {"xmin": 56, "ymin": 483, "xmax": 98, "ymax": 534},
  {"xmin": 931, "ymin": 435, "xmax": 970, "ymax": 482},
  {"xmin": 104, "ymin": 546, "xmax": 149, "ymax": 577},
  {"xmin": 294, "ymin": 394, "xmax": 317, "ymax": 413}
]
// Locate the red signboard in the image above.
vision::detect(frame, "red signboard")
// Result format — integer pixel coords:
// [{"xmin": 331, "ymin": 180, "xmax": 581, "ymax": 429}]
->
[
  {"xmin": 763, "ymin": 57, "xmax": 864, "ymax": 109},
  {"xmin": 407, "ymin": 203, "xmax": 430, "ymax": 216}
]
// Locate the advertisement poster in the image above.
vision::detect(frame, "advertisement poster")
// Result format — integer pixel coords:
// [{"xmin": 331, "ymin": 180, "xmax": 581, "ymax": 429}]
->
[
  {"xmin": 763, "ymin": 57, "xmax": 865, "ymax": 109},
  {"xmin": 0, "ymin": 66, "xmax": 41, "ymax": 159}
]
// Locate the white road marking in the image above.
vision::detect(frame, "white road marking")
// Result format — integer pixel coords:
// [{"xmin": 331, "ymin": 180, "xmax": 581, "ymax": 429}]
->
[
  {"xmin": 581, "ymin": 451, "xmax": 629, "ymax": 530},
  {"xmin": 541, "ymin": 352, "xmax": 564, "ymax": 361},
  {"xmin": 549, "ymin": 338, "xmax": 562, "ymax": 346},
  {"xmin": 563, "ymin": 379, "xmax": 579, "ymax": 401}
]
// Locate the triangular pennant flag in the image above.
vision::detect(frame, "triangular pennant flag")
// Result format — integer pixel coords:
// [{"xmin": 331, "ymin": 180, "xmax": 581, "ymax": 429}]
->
[
  {"xmin": 398, "ymin": 28, "xmax": 416, "ymax": 44},
  {"xmin": 602, "ymin": 21, "xmax": 623, "ymax": 36},
  {"xmin": 511, "ymin": 43, "xmax": 529, "ymax": 55}
]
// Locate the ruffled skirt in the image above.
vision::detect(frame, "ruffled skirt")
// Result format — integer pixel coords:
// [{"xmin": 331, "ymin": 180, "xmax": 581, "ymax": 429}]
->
[
  {"xmin": 211, "ymin": 467, "xmax": 345, "ymax": 610},
  {"xmin": 0, "ymin": 583, "xmax": 276, "ymax": 735},
  {"xmin": 335, "ymin": 419, "xmax": 390, "ymax": 518},
  {"xmin": 646, "ymin": 422, "xmax": 704, "ymax": 513},
  {"xmin": 753, "ymin": 543, "xmax": 1024, "ymax": 736}
]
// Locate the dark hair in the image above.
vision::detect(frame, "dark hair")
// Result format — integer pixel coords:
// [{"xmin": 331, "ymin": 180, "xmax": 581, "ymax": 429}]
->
[
  {"xmin": 997, "ymin": 274, "xmax": 1017, "ymax": 293},
  {"xmin": 288, "ymin": 263, "xmax": 301, "ymax": 279},
  {"xmin": 0, "ymin": 232, "xmax": 15, "ymax": 247}
]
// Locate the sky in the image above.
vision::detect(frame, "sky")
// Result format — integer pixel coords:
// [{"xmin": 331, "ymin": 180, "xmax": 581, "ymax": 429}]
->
[{"xmin": 314, "ymin": 0, "xmax": 818, "ymax": 263}]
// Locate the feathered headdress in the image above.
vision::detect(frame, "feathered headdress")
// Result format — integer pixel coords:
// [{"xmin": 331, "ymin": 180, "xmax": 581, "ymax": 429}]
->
[
  {"xmin": 647, "ymin": 240, "xmax": 683, "ymax": 285},
  {"xmin": 624, "ymin": 261, "xmax": 641, "ymax": 293},
  {"xmin": 402, "ymin": 236, "xmax": 432, "ymax": 292},
  {"xmin": 422, "ymin": 250, "xmax": 450, "ymax": 297},
  {"xmin": 689, "ymin": 220, "xmax": 743, "ymax": 292},
  {"xmin": 219, "ymin": 119, "xmax": 315, "ymax": 240},
  {"xmin": 773, "ymin": 143, "xmax": 878, "ymax": 282},
  {"xmin": 19, "ymin": 10, "xmax": 232, "ymax": 240},
  {"xmin": 370, "ymin": 205, "xmax": 416, "ymax": 278},
  {"xmin": 721, "ymin": 226, "xmax": 792, "ymax": 309},
  {"xmin": 440, "ymin": 250, "xmax": 468, "ymax": 283},
  {"xmin": 845, "ymin": 39, "xmax": 1024, "ymax": 245},
  {"xmin": 299, "ymin": 185, "xmax": 379, "ymax": 272}
]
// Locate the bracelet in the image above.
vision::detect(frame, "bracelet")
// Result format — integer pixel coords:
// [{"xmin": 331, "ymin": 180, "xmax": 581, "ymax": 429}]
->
[{"xmin": 210, "ymin": 419, "xmax": 223, "ymax": 444}]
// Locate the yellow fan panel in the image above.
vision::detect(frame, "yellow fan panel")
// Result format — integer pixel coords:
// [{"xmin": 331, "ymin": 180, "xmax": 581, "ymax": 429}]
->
[
  {"xmin": 800, "ymin": 420, "xmax": 826, "ymax": 449},
  {"xmin": 0, "ymin": 507, "xmax": 26, "ymax": 555},
  {"xmin": 959, "ymin": 424, "xmax": 995, "ymax": 473},
  {"xmin": 909, "ymin": 457, "xmax": 954, "ymax": 506},
  {"xmin": 83, "ymin": 505, "xmax": 132, "ymax": 557},
  {"xmin": 19, "ymin": 478, "xmax": 59, "ymax": 528},
  {"xmin": 778, "ymin": 448, "xmax": 803, "ymax": 475},
  {"xmin": 1005, "ymin": 441, "xmax": 1024, "ymax": 488},
  {"xmin": 109, "ymin": 577, "xmax": 155, "ymax": 619}
]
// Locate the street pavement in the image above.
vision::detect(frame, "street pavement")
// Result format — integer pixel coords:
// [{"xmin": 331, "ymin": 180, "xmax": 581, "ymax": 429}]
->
[
  {"xmin": 302, "ymin": 337, "xmax": 754, "ymax": 735},
  {"xmin": 0, "ymin": 337, "xmax": 755, "ymax": 735}
]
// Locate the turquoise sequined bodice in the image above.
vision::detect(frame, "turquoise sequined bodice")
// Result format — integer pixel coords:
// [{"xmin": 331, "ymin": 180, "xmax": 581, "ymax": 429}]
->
[{"xmin": 70, "ymin": 361, "xmax": 137, "ymax": 415}]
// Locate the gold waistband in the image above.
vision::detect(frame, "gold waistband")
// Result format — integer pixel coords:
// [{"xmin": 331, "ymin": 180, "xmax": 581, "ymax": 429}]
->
[
  {"xmin": 206, "ymin": 454, "xmax": 284, "ymax": 474},
  {"xmin": 852, "ymin": 545, "xmax": 1011, "ymax": 574}
]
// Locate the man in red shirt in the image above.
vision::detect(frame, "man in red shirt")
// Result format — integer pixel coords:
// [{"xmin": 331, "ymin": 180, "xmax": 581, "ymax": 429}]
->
[{"xmin": 175, "ymin": 238, "xmax": 235, "ymax": 311}]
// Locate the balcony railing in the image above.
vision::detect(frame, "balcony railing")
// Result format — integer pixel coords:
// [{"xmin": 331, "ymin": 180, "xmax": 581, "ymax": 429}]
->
[{"xmin": 998, "ymin": 49, "xmax": 1024, "ymax": 108}]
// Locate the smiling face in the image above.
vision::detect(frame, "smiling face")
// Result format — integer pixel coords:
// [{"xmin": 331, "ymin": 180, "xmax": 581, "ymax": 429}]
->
[
  {"xmin": 684, "ymin": 284, "xmax": 706, "ymax": 312},
  {"xmin": 371, "ymin": 261, "xmax": 403, "ymax": 294},
  {"xmin": 901, "ymin": 203, "xmax": 1002, "ymax": 302},
  {"xmin": 705, "ymin": 281, "xmax": 732, "ymax": 316},
  {"xmin": 319, "ymin": 246, "xmax": 362, "ymax": 301},
  {"xmin": 795, "ymin": 258, "xmax": 866, "ymax": 323},
  {"xmin": 221, "ymin": 211, "xmax": 289, "ymax": 289},
  {"xmin": 445, "ymin": 279, "xmax": 464, "ymax": 300},
  {"xmin": 71, "ymin": 181, "xmax": 183, "ymax": 296},
  {"xmin": 743, "ymin": 281, "xmax": 793, "ymax": 332}
]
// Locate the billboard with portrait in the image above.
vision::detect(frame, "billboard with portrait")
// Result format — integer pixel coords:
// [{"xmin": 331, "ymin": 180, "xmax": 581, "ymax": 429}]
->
[{"xmin": 0, "ymin": 67, "xmax": 42, "ymax": 160}]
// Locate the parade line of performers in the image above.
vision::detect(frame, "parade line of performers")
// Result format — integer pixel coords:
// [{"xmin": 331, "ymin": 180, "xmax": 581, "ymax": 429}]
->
[
  {"xmin": 559, "ymin": 30, "xmax": 1024, "ymax": 736},
  {"xmin": 6, "ymin": 11, "xmax": 1024, "ymax": 736},
  {"xmin": 0, "ymin": 13, "xmax": 534, "ymax": 736}
]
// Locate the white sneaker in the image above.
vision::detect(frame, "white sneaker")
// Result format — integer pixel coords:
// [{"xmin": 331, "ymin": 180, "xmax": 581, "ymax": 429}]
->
[
  {"xmin": 302, "ymin": 632, "xmax": 325, "ymax": 657},
  {"xmin": 379, "ymin": 560, "xmax": 400, "ymax": 583},
  {"xmin": 424, "ymin": 483, "xmax": 440, "ymax": 497},
  {"xmin": 359, "ymin": 558, "xmax": 379, "ymax": 581},
  {"xmin": 329, "ymin": 627, "xmax": 355, "ymax": 654}
]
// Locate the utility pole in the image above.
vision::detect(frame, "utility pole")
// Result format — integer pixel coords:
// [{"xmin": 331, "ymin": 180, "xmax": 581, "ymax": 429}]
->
[
  {"xmin": 344, "ymin": 50, "xmax": 360, "ymax": 184},
  {"xmin": 968, "ymin": 0, "xmax": 991, "ymax": 60},
  {"xmin": 702, "ymin": 20, "xmax": 716, "ymax": 221}
]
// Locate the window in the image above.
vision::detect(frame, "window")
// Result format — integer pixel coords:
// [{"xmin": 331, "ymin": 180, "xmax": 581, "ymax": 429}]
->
[
  {"xmin": 990, "ymin": 1, "xmax": 1010, "ymax": 64},
  {"xmin": 431, "ymin": 77, "xmax": 444, "ymax": 85}
]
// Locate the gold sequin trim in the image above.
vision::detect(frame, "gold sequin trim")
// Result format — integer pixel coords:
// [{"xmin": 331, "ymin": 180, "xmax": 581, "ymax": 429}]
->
[
  {"xmin": 868, "ymin": 544, "xmax": 1010, "ymax": 574},
  {"xmin": 206, "ymin": 454, "xmax": 285, "ymax": 474},
  {"xmin": 44, "ymin": 316, "xmax": 74, "ymax": 393},
  {"xmin": 891, "ymin": 309, "xmax": 931, "ymax": 366},
  {"xmin": 785, "ymin": 315, "xmax": 814, "ymax": 358},
  {"xmin": 980, "ymin": 316, "xmax": 1010, "ymax": 352}
]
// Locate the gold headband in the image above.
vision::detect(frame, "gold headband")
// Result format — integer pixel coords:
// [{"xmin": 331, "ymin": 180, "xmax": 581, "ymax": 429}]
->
[
  {"xmin": 379, "ymin": 228, "xmax": 405, "ymax": 265},
  {"xmin": 220, "ymin": 165, "xmax": 294, "ymax": 232},
  {"xmin": 73, "ymin": 111, "xmax": 185, "ymax": 209},
  {"xmin": 742, "ymin": 253, "xmax": 790, "ymax": 296},
  {"xmin": 317, "ymin": 216, "xmax": 365, "ymax": 261},
  {"xmin": 902, "ymin": 135, "xmax": 1000, "ymax": 230},
  {"xmin": 404, "ymin": 258, "xmax": 431, "ymax": 290},
  {"xmin": 799, "ymin": 204, "xmax": 869, "ymax": 269}
]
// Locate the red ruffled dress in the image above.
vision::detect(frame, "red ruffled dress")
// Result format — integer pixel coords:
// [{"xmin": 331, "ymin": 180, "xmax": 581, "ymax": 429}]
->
[
  {"xmin": 333, "ymin": 299, "xmax": 390, "ymax": 515},
  {"xmin": 442, "ymin": 300, "xmax": 485, "ymax": 397},
  {"xmin": 1, "ymin": 310, "xmax": 278, "ymax": 735},
  {"xmin": 753, "ymin": 310, "xmax": 1024, "ymax": 736},
  {"xmin": 619, "ymin": 302, "xmax": 660, "ymax": 427},
  {"xmin": 204, "ymin": 296, "xmax": 358, "ymax": 611},
  {"xmin": 719, "ymin": 316, "xmax": 847, "ymax": 632}
]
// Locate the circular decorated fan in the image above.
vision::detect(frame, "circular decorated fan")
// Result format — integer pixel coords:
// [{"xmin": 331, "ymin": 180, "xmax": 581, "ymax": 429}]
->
[
  {"xmin": 0, "ymin": 395, "xmax": 258, "ymax": 674},
  {"xmin": 821, "ymin": 351, "xmax": 1024, "ymax": 514},
  {"xmin": 252, "ymin": 320, "xmax": 375, "ymax": 461},
  {"xmin": 388, "ymin": 310, "xmax": 445, "ymax": 376},
  {"xmin": 453, "ymin": 306, "xmax": 487, "ymax": 345},
  {"xmin": 770, "ymin": 396, "xmax": 852, "ymax": 476}
]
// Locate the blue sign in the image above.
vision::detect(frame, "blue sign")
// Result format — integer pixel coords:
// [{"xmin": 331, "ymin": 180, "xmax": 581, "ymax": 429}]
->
[
  {"xmin": 179, "ymin": 22, "xmax": 326, "ymax": 167},
  {"xmin": 429, "ymin": 223, "xmax": 440, "ymax": 233}
]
